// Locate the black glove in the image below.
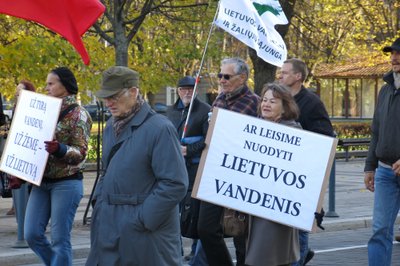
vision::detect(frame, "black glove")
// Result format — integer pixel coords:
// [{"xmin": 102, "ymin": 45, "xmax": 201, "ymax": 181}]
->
[
  {"xmin": 314, "ymin": 208, "xmax": 325, "ymax": 230},
  {"xmin": 44, "ymin": 140, "xmax": 60, "ymax": 154},
  {"xmin": 91, "ymin": 199, "xmax": 96, "ymax": 208}
]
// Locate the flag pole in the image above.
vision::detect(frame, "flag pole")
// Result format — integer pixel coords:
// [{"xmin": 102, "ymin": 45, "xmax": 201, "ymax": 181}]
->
[{"xmin": 181, "ymin": 1, "xmax": 220, "ymax": 140}]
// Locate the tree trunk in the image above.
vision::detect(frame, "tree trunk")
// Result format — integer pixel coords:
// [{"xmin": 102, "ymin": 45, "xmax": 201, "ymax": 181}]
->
[
  {"xmin": 114, "ymin": 38, "xmax": 129, "ymax": 66},
  {"xmin": 250, "ymin": 0, "xmax": 296, "ymax": 96},
  {"xmin": 249, "ymin": 49, "xmax": 277, "ymax": 96},
  {"xmin": 114, "ymin": 12, "xmax": 129, "ymax": 66}
]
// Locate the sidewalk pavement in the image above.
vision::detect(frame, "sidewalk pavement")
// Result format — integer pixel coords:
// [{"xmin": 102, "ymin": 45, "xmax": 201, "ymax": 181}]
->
[{"xmin": 0, "ymin": 159, "xmax": 397, "ymax": 265}]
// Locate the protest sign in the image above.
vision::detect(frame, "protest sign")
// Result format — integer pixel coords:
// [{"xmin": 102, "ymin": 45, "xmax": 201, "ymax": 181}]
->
[
  {"xmin": 0, "ymin": 90, "xmax": 62, "ymax": 185},
  {"xmin": 192, "ymin": 108, "xmax": 337, "ymax": 231}
]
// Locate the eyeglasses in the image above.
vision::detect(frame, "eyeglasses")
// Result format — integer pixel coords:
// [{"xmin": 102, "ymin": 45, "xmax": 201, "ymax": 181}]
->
[
  {"xmin": 179, "ymin": 87, "xmax": 194, "ymax": 92},
  {"xmin": 217, "ymin": 73, "xmax": 240, "ymax": 80},
  {"xmin": 101, "ymin": 89, "xmax": 129, "ymax": 103}
]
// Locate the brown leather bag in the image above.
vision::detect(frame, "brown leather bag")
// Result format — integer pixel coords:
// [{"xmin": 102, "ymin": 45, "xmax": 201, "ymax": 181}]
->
[{"xmin": 222, "ymin": 208, "xmax": 248, "ymax": 237}]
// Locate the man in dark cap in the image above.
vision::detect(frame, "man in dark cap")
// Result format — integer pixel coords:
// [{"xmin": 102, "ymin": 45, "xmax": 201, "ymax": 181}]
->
[
  {"xmin": 24, "ymin": 66, "xmax": 92, "ymax": 265},
  {"xmin": 166, "ymin": 76, "xmax": 211, "ymax": 262},
  {"xmin": 364, "ymin": 37, "xmax": 400, "ymax": 266},
  {"xmin": 86, "ymin": 66, "xmax": 188, "ymax": 265},
  {"xmin": 166, "ymin": 76, "xmax": 210, "ymax": 181}
]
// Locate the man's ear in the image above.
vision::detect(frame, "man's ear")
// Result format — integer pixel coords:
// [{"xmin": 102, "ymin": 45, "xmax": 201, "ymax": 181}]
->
[
  {"xmin": 295, "ymin": 72, "xmax": 302, "ymax": 82},
  {"xmin": 239, "ymin": 73, "xmax": 247, "ymax": 83},
  {"xmin": 129, "ymin": 87, "xmax": 139, "ymax": 97}
]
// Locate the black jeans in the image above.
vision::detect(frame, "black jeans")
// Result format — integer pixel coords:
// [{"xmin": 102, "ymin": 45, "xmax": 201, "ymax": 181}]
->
[
  {"xmin": 233, "ymin": 234, "xmax": 246, "ymax": 266},
  {"xmin": 197, "ymin": 201, "xmax": 233, "ymax": 266}
]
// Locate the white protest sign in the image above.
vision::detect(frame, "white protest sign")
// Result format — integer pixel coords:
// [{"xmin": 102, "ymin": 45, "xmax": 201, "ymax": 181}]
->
[
  {"xmin": 193, "ymin": 108, "xmax": 337, "ymax": 232},
  {"xmin": 0, "ymin": 90, "xmax": 62, "ymax": 186},
  {"xmin": 215, "ymin": 0, "xmax": 288, "ymax": 67}
]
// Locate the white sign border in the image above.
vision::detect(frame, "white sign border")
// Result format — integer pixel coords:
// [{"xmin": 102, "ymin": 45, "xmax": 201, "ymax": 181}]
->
[
  {"xmin": 192, "ymin": 108, "xmax": 337, "ymax": 232},
  {"xmin": 0, "ymin": 90, "xmax": 62, "ymax": 186}
]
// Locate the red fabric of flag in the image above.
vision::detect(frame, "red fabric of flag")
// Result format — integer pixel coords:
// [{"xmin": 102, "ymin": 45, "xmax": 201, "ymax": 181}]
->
[{"xmin": 0, "ymin": 0, "xmax": 105, "ymax": 65}]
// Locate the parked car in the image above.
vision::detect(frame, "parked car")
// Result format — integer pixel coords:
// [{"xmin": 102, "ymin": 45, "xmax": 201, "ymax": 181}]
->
[
  {"xmin": 83, "ymin": 104, "xmax": 111, "ymax": 121},
  {"xmin": 153, "ymin": 102, "xmax": 167, "ymax": 114},
  {"xmin": 2, "ymin": 103, "xmax": 13, "ymax": 121}
]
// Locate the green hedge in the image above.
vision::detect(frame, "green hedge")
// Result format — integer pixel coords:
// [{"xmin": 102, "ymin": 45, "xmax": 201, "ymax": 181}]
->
[
  {"xmin": 333, "ymin": 120, "xmax": 372, "ymax": 152},
  {"xmin": 86, "ymin": 121, "xmax": 373, "ymax": 161},
  {"xmin": 333, "ymin": 121, "xmax": 372, "ymax": 139},
  {"xmin": 87, "ymin": 134, "xmax": 101, "ymax": 162}
]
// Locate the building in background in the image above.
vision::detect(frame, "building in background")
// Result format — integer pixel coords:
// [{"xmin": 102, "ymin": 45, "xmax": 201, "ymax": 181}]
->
[{"xmin": 314, "ymin": 57, "xmax": 390, "ymax": 119}]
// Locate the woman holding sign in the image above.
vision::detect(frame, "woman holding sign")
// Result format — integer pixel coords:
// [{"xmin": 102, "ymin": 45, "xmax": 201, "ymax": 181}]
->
[
  {"xmin": 245, "ymin": 83, "xmax": 300, "ymax": 266},
  {"xmin": 24, "ymin": 67, "xmax": 92, "ymax": 266}
]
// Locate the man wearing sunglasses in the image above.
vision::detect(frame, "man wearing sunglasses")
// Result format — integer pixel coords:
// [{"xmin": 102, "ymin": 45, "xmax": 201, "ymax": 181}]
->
[
  {"xmin": 86, "ymin": 66, "xmax": 188, "ymax": 265},
  {"xmin": 197, "ymin": 57, "xmax": 260, "ymax": 266}
]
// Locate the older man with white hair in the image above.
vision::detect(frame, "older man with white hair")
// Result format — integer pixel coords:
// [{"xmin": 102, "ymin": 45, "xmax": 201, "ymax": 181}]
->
[{"xmin": 86, "ymin": 66, "xmax": 188, "ymax": 266}]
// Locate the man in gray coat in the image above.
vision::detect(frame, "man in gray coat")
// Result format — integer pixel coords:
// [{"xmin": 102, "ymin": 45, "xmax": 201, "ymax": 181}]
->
[{"xmin": 86, "ymin": 66, "xmax": 188, "ymax": 266}]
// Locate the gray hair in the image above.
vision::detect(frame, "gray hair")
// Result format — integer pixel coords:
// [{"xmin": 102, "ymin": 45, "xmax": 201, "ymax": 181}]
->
[{"xmin": 221, "ymin": 57, "xmax": 249, "ymax": 81}]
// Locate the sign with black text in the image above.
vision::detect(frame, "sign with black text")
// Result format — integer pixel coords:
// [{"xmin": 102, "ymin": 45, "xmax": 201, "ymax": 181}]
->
[
  {"xmin": 0, "ymin": 90, "xmax": 62, "ymax": 185},
  {"xmin": 192, "ymin": 108, "xmax": 337, "ymax": 232}
]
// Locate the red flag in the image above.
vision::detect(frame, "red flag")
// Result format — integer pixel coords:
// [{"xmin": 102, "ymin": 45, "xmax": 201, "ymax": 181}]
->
[{"xmin": 0, "ymin": 0, "xmax": 105, "ymax": 65}]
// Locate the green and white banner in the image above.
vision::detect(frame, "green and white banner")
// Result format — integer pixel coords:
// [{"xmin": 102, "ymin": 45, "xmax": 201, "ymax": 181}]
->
[{"xmin": 215, "ymin": 0, "xmax": 288, "ymax": 67}]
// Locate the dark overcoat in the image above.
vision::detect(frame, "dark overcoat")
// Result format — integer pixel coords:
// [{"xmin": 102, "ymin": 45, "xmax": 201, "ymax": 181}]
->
[
  {"xmin": 166, "ymin": 97, "xmax": 210, "ymax": 188},
  {"xmin": 86, "ymin": 103, "xmax": 188, "ymax": 266}
]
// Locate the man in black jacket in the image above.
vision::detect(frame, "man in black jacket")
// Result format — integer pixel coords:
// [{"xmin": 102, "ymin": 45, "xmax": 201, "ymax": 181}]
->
[
  {"xmin": 166, "ymin": 76, "xmax": 210, "ymax": 262},
  {"xmin": 279, "ymin": 58, "xmax": 334, "ymax": 266},
  {"xmin": 364, "ymin": 38, "xmax": 400, "ymax": 266}
]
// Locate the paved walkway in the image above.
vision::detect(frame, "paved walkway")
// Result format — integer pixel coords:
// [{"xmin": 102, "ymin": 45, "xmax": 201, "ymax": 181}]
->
[{"xmin": 0, "ymin": 159, "xmax": 397, "ymax": 265}]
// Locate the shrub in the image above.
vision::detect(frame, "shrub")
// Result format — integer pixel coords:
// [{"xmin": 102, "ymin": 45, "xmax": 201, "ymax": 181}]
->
[
  {"xmin": 87, "ymin": 134, "xmax": 102, "ymax": 162},
  {"xmin": 333, "ymin": 121, "xmax": 372, "ymax": 139},
  {"xmin": 85, "ymin": 121, "xmax": 374, "ymax": 161},
  {"xmin": 332, "ymin": 120, "xmax": 372, "ymax": 152}
]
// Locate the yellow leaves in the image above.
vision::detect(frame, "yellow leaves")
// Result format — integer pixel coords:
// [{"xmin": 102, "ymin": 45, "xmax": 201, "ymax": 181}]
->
[
  {"xmin": 0, "ymin": 18, "xmax": 113, "ymax": 101},
  {"xmin": 287, "ymin": 0, "xmax": 399, "ymax": 66}
]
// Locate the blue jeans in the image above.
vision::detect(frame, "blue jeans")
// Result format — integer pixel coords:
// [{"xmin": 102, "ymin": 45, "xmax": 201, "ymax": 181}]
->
[
  {"xmin": 24, "ymin": 179, "xmax": 83, "ymax": 266},
  {"xmin": 191, "ymin": 239, "xmax": 198, "ymax": 254},
  {"xmin": 189, "ymin": 240, "xmax": 209, "ymax": 266},
  {"xmin": 368, "ymin": 166, "xmax": 400, "ymax": 266},
  {"xmin": 292, "ymin": 230, "xmax": 308, "ymax": 266}
]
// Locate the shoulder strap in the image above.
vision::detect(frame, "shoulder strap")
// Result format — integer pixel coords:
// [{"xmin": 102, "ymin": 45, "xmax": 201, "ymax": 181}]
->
[
  {"xmin": 106, "ymin": 142, "xmax": 123, "ymax": 168},
  {"xmin": 58, "ymin": 103, "xmax": 79, "ymax": 122},
  {"xmin": 104, "ymin": 110, "xmax": 155, "ymax": 170}
]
